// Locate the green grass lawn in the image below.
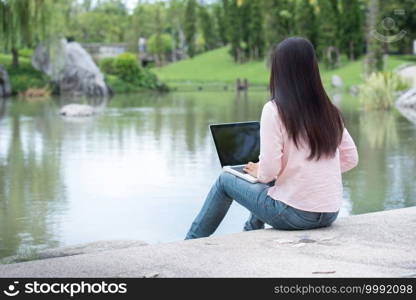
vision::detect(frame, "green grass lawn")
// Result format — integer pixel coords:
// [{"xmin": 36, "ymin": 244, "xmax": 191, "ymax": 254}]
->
[{"xmin": 153, "ymin": 47, "xmax": 413, "ymax": 90}]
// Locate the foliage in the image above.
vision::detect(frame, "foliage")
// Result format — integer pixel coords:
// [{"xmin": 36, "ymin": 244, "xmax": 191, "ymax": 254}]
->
[
  {"xmin": 248, "ymin": 0, "xmax": 265, "ymax": 60},
  {"xmin": 317, "ymin": 0, "xmax": 341, "ymax": 68},
  {"xmin": 66, "ymin": 0, "xmax": 129, "ymax": 43},
  {"xmin": 99, "ymin": 57, "xmax": 116, "ymax": 74},
  {"xmin": 339, "ymin": 0, "xmax": 365, "ymax": 60},
  {"xmin": 18, "ymin": 48, "xmax": 33, "ymax": 58},
  {"xmin": 264, "ymin": 0, "xmax": 294, "ymax": 49},
  {"xmin": 147, "ymin": 34, "xmax": 174, "ymax": 56},
  {"xmin": 0, "ymin": 54, "xmax": 50, "ymax": 94},
  {"xmin": 99, "ymin": 53, "xmax": 168, "ymax": 92},
  {"xmin": 198, "ymin": 5, "xmax": 217, "ymax": 51},
  {"xmin": 294, "ymin": 0, "xmax": 317, "ymax": 47},
  {"xmin": 104, "ymin": 74, "xmax": 144, "ymax": 94},
  {"xmin": 111, "ymin": 52, "xmax": 142, "ymax": 83},
  {"xmin": 214, "ymin": 1, "xmax": 228, "ymax": 46},
  {"xmin": 0, "ymin": 0, "xmax": 64, "ymax": 66},
  {"xmin": 359, "ymin": 71, "xmax": 411, "ymax": 110},
  {"xmin": 184, "ymin": 0, "xmax": 197, "ymax": 57}
]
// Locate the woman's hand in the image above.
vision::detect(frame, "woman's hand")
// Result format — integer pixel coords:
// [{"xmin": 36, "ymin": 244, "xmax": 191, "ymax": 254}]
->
[{"xmin": 244, "ymin": 162, "xmax": 258, "ymax": 178}]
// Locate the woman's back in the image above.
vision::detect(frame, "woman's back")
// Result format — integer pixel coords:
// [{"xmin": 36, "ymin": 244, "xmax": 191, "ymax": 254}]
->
[{"xmin": 257, "ymin": 101, "xmax": 358, "ymax": 212}]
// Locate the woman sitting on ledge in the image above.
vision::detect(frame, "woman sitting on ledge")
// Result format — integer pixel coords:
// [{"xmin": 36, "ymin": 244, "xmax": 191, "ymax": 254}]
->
[{"xmin": 185, "ymin": 37, "xmax": 358, "ymax": 239}]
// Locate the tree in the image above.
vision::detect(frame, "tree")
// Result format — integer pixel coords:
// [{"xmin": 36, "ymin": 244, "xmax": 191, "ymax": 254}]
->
[
  {"xmin": 265, "ymin": 0, "xmax": 295, "ymax": 49},
  {"xmin": 66, "ymin": 0, "xmax": 129, "ymax": 43},
  {"xmin": 214, "ymin": 0, "xmax": 228, "ymax": 46},
  {"xmin": 295, "ymin": 0, "xmax": 317, "ymax": 47},
  {"xmin": 0, "ymin": 0, "xmax": 61, "ymax": 67},
  {"xmin": 365, "ymin": 0, "xmax": 384, "ymax": 75},
  {"xmin": 147, "ymin": 4, "xmax": 173, "ymax": 66},
  {"xmin": 228, "ymin": 0, "xmax": 243, "ymax": 62},
  {"xmin": 249, "ymin": 0, "xmax": 265, "ymax": 60},
  {"xmin": 147, "ymin": 34, "xmax": 174, "ymax": 66},
  {"xmin": 199, "ymin": 5, "xmax": 217, "ymax": 51},
  {"xmin": 317, "ymin": 0, "xmax": 341, "ymax": 68},
  {"xmin": 340, "ymin": 0, "xmax": 365, "ymax": 60},
  {"xmin": 184, "ymin": 0, "xmax": 197, "ymax": 57},
  {"xmin": 166, "ymin": 0, "xmax": 186, "ymax": 61}
]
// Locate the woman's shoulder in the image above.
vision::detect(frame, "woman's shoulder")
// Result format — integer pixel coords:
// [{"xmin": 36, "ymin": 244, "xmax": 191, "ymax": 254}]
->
[{"xmin": 262, "ymin": 100, "xmax": 280, "ymax": 117}]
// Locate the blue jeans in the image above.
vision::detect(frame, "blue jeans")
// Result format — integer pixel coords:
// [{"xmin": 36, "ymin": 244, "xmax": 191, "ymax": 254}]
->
[{"xmin": 185, "ymin": 172, "xmax": 339, "ymax": 239}]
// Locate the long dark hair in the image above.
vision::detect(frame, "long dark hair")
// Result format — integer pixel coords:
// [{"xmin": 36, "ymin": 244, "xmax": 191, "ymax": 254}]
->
[{"xmin": 269, "ymin": 37, "xmax": 344, "ymax": 160}]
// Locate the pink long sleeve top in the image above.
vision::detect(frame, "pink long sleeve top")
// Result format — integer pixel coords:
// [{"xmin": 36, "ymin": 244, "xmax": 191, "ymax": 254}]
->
[{"xmin": 257, "ymin": 101, "xmax": 359, "ymax": 212}]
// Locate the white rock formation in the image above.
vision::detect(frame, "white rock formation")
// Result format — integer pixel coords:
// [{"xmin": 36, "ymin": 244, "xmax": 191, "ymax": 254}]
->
[
  {"xmin": 59, "ymin": 104, "xmax": 95, "ymax": 117},
  {"xmin": 396, "ymin": 87, "xmax": 416, "ymax": 108},
  {"xmin": 32, "ymin": 39, "xmax": 109, "ymax": 97}
]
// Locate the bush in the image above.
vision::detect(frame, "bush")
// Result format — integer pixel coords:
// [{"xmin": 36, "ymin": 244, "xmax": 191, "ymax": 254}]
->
[
  {"xmin": 5, "ymin": 58, "xmax": 50, "ymax": 94},
  {"xmin": 104, "ymin": 74, "xmax": 143, "ymax": 94},
  {"xmin": 99, "ymin": 52, "xmax": 168, "ymax": 93},
  {"xmin": 112, "ymin": 52, "xmax": 142, "ymax": 84},
  {"xmin": 359, "ymin": 72, "xmax": 410, "ymax": 110},
  {"xmin": 99, "ymin": 57, "xmax": 115, "ymax": 74}
]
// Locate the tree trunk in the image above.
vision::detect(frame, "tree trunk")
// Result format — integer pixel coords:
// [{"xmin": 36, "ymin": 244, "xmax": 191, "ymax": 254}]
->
[
  {"xmin": 365, "ymin": 0, "xmax": 383, "ymax": 76},
  {"xmin": 11, "ymin": 48, "xmax": 19, "ymax": 68},
  {"xmin": 349, "ymin": 41, "xmax": 355, "ymax": 60}
]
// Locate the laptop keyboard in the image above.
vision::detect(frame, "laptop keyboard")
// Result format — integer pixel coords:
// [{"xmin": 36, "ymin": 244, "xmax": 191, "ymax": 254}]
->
[{"xmin": 231, "ymin": 165, "xmax": 246, "ymax": 173}]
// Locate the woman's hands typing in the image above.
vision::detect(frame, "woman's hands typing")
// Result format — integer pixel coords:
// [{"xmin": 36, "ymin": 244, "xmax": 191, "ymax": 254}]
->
[{"xmin": 243, "ymin": 162, "xmax": 258, "ymax": 178}]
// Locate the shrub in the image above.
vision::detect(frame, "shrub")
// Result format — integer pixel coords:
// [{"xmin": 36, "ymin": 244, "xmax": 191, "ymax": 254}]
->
[
  {"xmin": 112, "ymin": 52, "xmax": 142, "ymax": 84},
  {"xmin": 359, "ymin": 72, "xmax": 410, "ymax": 110},
  {"xmin": 6, "ymin": 60, "xmax": 50, "ymax": 94},
  {"xmin": 99, "ymin": 57, "xmax": 115, "ymax": 74},
  {"xmin": 104, "ymin": 74, "xmax": 143, "ymax": 94},
  {"xmin": 100, "ymin": 52, "xmax": 168, "ymax": 93}
]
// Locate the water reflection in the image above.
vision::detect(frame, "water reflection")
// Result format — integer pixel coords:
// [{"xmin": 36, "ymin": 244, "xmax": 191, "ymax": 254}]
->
[
  {"xmin": 0, "ymin": 92, "xmax": 415, "ymax": 258},
  {"xmin": 0, "ymin": 99, "xmax": 66, "ymax": 258}
]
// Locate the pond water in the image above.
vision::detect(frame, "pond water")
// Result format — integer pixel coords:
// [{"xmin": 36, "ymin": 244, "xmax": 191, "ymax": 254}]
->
[{"xmin": 0, "ymin": 91, "xmax": 415, "ymax": 258}]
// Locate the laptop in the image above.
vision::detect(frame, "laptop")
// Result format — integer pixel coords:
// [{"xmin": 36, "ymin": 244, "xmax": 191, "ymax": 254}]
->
[{"xmin": 210, "ymin": 121, "xmax": 260, "ymax": 183}]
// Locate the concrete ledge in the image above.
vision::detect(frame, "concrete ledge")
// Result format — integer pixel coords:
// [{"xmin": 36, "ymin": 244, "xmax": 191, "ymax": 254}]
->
[{"xmin": 0, "ymin": 207, "xmax": 415, "ymax": 277}]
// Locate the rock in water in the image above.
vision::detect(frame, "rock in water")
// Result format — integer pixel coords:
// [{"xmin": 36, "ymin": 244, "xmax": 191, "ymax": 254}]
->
[
  {"xmin": 32, "ymin": 39, "xmax": 109, "ymax": 97},
  {"xmin": 331, "ymin": 75, "xmax": 343, "ymax": 89},
  {"xmin": 0, "ymin": 65, "xmax": 12, "ymax": 97},
  {"xmin": 60, "ymin": 104, "xmax": 95, "ymax": 117}
]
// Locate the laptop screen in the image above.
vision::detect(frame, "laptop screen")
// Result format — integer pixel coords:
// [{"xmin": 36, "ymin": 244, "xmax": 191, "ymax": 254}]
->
[{"xmin": 210, "ymin": 122, "xmax": 260, "ymax": 167}]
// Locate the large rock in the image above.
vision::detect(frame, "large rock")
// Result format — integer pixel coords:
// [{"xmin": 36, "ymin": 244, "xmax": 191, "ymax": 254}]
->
[
  {"xmin": 1, "ymin": 240, "xmax": 148, "ymax": 264},
  {"xmin": 0, "ymin": 65, "xmax": 12, "ymax": 97},
  {"xmin": 397, "ymin": 65, "xmax": 416, "ymax": 87},
  {"xmin": 396, "ymin": 87, "xmax": 416, "ymax": 108},
  {"xmin": 32, "ymin": 39, "xmax": 109, "ymax": 97}
]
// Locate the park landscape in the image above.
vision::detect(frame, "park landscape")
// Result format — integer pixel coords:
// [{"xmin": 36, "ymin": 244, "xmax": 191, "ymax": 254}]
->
[{"xmin": 0, "ymin": 0, "xmax": 415, "ymax": 276}]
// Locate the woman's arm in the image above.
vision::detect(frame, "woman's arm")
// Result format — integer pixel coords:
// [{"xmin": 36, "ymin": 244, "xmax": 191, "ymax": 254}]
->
[
  {"xmin": 256, "ymin": 102, "xmax": 284, "ymax": 183},
  {"xmin": 339, "ymin": 128, "xmax": 359, "ymax": 173}
]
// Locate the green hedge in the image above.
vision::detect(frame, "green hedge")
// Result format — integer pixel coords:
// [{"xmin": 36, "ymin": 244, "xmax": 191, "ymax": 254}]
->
[{"xmin": 99, "ymin": 52, "xmax": 168, "ymax": 93}]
